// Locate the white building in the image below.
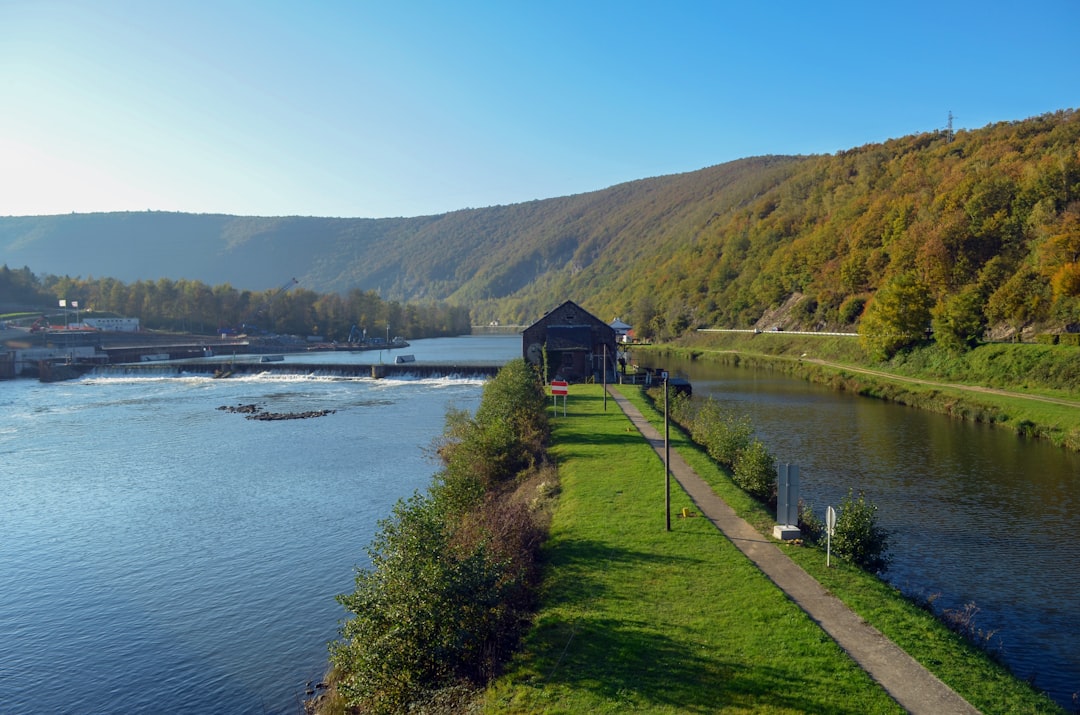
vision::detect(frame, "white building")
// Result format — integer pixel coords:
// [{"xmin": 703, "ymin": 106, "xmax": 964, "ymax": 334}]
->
[
  {"xmin": 608, "ymin": 317, "xmax": 632, "ymax": 343},
  {"xmin": 82, "ymin": 317, "xmax": 140, "ymax": 332}
]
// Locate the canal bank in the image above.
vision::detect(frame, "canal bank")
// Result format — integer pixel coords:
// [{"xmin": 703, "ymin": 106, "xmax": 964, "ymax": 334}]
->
[
  {"xmin": 486, "ymin": 384, "xmax": 1059, "ymax": 713},
  {"xmin": 658, "ymin": 331, "xmax": 1080, "ymax": 452},
  {"xmin": 608, "ymin": 386, "xmax": 979, "ymax": 714},
  {"xmin": 625, "ymin": 347, "xmax": 1080, "ymax": 710}
]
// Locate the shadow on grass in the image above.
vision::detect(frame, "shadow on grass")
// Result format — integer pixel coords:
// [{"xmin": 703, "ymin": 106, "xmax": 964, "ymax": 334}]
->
[
  {"xmin": 525, "ymin": 612, "xmax": 862, "ymax": 714},
  {"xmin": 538, "ymin": 536, "xmax": 706, "ymax": 608},
  {"xmin": 529, "ymin": 539, "xmax": 875, "ymax": 713}
]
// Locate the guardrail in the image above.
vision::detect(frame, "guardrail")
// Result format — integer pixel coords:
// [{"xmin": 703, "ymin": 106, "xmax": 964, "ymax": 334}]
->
[{"xmin": 697, "ymin": 329, "xmax": 858, "ymax": 337}]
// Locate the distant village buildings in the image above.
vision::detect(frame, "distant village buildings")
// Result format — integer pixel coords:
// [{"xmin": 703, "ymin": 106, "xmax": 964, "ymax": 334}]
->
[{"xmin": 81, "ymin": 317, "xmax": 140, "ymax": 332}]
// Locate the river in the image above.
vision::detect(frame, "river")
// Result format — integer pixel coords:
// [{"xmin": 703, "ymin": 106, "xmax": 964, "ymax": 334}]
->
[
  {"xmin": 0, "ymin": 334, "xmax": 520, "ymax": 715},
  {"xmin": 635, "ymin": 352, "xmax": 1080, "ymax": 709},
  {"xmin": 4, "ymin": 334, "xmax": 1077, "ymax": 711}
]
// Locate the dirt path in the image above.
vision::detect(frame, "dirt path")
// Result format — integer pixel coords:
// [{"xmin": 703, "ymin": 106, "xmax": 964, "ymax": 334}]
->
[{"xmin": 801, "ymin": 357, "xmax": 1080, "ymax": 408}]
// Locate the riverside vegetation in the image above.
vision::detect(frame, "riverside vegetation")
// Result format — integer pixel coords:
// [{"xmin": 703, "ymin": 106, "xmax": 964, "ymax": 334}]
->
[
  {"xmin": 318, "ymin": 359, "xmax": 555, "ymax": 714},
  {"xmin": 316, "ymin": 361, "xmax": 1059, "ymax": 714},
  {"xmin": 667, "ymin": 330, "xmax": 1080, "ymax": 452}
]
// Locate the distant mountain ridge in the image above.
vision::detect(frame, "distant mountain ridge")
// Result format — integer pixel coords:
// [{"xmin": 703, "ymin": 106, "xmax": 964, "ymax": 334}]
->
[
  {"xmin": 4, "ymin": 108, "xmax": 1079, "ymax": 339},
  {"xmin": 0, "ymin": 156, "xmax": 801, "ymax": 319}
]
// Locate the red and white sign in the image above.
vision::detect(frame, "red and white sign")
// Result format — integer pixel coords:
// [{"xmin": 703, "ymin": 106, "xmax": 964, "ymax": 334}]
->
[{"xmin": 550, "ymin": 380, "xmax": 569, "ymax": 396}]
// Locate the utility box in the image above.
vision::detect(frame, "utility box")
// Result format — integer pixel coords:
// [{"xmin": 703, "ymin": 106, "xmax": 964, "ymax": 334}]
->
[{"xmin": 773, "ymin": 463, "xmax": 801, "ymax": 540}]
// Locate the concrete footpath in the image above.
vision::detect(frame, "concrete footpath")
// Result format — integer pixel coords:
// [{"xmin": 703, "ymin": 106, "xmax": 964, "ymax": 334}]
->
[{"xmin": 607, "ymin": 387, "xmax": 981, "ymax": 715}]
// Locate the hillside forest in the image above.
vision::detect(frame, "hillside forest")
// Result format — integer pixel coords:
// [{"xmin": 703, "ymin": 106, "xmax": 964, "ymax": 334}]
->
[
  {"xmin": 1, "ymin": 110, "xmax": 1078, "ymax": 357},
  {"xmin": 0, "ymin": 265, "xmax": 471, "ymax": 341}
]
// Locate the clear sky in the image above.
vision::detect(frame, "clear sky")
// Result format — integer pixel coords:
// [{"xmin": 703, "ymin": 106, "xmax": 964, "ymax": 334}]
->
[{"xmin": 2, "ymin": 1, "xmax": 1077, "ymax": 219}]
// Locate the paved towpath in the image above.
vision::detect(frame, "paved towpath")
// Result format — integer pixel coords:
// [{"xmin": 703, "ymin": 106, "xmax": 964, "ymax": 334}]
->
[{"xmin": 607, "ymin": 386, "xmax": 981, "ymax": 715}]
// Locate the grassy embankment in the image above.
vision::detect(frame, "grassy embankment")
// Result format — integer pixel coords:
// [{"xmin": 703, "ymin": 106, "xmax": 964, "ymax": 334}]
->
[
  {"xmin": 483, "ymin": 384, "xmax": 1061, "ymax": 714},
  {"xmin": 660, "ymin": 332, "xmax": 1080, "ymax": 452}
]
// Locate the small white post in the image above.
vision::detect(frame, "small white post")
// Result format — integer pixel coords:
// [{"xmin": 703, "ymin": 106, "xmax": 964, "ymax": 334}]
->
[{"xmin": 826, "ymin": 505, "xmax": 837, "ymax": 567}]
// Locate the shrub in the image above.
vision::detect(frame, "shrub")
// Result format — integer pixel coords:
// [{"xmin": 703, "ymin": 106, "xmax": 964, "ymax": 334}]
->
[
  {"xmin": 732, "ymin": 438, "xmax": 776, "ymax": 500},
  {"xmin": 831, "ymin": 489, "xmax": 891, "ymax": 573},
  {"xmin": 690, "ymin": 397, "xmax": 753, "ymax": 468},
  {"xmin": 436, "ymin": 359, "xmax": 549, "ymax": 516},
  {"xmin": 798, "ymin": 502, "xmax": 825, "ymax": 542},
  {"xmin": 330, "ymin": 360, "xmax": 553, "ymax": 713}
]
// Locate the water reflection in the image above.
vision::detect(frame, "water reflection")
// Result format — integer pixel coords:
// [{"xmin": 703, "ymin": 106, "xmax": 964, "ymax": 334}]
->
[{"xmin": 636, "ymin": 355, "xmax": 1080, "ymax": 707}]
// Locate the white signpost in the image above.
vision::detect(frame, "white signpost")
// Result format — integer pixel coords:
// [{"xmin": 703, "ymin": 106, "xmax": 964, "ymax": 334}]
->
[{"xmin": 826, "ymin": 505, "xmax": 837, "ymax": 567}]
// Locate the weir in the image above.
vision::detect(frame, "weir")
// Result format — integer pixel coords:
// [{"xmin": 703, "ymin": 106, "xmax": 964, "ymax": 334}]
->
[{"xmin": 91, "ymin": 360, "xmax": 503, "ymax": 380}]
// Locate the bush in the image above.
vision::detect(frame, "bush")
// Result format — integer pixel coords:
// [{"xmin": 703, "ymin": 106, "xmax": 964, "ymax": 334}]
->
[
  {"xmin": 648, "ymin": 389, "xmax": 778, "ymax": 504},
  {"xmin": 690, "ymin": 397, "xmax": 753, "ymax": 468},
  {"xmin": 831, "ymin": 489, "xmax": 891, "ymax": 573},
  {"xmin": 798, "ymin": 502, "xmax": 825, "ymax": 542},
  {"xmin": 436, "ymin": 359, "xmax": 549, "ymax": 516},
  {"xmin": 330, "ymin": 360, "xmax": 553, "ymax": 713},
  {"xmin": 732, "ymin": 438, "xmax": 775, "ymax": 500}
]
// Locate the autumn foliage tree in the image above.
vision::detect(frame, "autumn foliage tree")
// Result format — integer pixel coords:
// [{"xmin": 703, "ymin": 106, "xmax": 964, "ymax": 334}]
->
[{"xmin": 858, "ymin": 273, "xmax": 933, "ymax": 360}]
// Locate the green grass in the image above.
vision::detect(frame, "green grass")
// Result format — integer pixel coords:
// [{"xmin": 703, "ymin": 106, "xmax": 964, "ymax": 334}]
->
[
  {"xmin": 613, "ymin": 386, "xmax": 1064, "ymax": 715},
  {"xmin": 483, "ymin": 386, "xmax": 904, "ymax": 714}
]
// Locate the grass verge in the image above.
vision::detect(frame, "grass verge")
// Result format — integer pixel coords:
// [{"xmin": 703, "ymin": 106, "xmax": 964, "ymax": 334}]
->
[
  {"xmin": 483, "ymin": 385, "xmax": 904, "ymax": 714},
  {"xmin": 613, "ymin": 385, "xmax": 1063, "ymax": 715}
]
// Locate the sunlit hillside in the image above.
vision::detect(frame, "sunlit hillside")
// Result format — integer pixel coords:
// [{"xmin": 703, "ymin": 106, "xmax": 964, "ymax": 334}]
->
[{"xmin": 3, "ymin": 109, "xmax": 1077, "ymax": 345}]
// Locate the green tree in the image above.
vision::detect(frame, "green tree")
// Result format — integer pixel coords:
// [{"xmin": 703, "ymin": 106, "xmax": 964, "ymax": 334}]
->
[
  {"xmin": 931, "ymin": 287, "xmax": 986, "ymax": 353},
  {"xmin": 858, "ymin": 273, "xmax": 933, "ymax": 360},
  {"xmin": 985, "ymin": 266, "xmax": 1052, "ymax": 336},
  {"xmin": 632, "ymin": 294, "xmax": 658, "ymax": 341}
]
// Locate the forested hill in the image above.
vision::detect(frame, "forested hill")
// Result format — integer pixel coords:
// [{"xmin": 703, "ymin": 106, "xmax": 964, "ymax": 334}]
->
[
  {"xmin": 0, "ymin": 155, "xmax": 799, "ymax": 311},
  {"xmin": 3, "ymin": 109, "xmax": 1078, "ymax": 341}
]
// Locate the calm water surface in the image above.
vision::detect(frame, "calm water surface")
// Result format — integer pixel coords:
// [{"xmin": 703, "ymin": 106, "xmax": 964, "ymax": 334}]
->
[
  {"xmin": 637, "ymin": 353, "xmax": 1080, "ymax": 708},
  {"xmin": 0, "ymin": 335, "xmax": 519, "ymax": 715},
  {"xmin": 6, "ymin": 333, "xmax": 1077, "ymax": 711}
]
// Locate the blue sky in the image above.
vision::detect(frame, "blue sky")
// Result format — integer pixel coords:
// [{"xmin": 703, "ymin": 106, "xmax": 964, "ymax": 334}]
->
[{"xmin": 2, "ymin": 1, "xmax": 1077, "ymax": 219}]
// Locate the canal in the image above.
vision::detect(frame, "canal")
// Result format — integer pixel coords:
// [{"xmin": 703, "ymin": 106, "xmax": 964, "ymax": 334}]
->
[{"xmin": 635, "ymin": 353, "xmax": 1080, "ymax": 709}]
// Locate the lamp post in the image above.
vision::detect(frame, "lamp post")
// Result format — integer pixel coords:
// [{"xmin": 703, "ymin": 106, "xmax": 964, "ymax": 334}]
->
[
  {"xmin": 602, "ymin": 343, "xmax": 608, "ymax": 412},
  {"xmin": 664, "ymin": 371, "xmax": 671, "ymax": 532}
]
